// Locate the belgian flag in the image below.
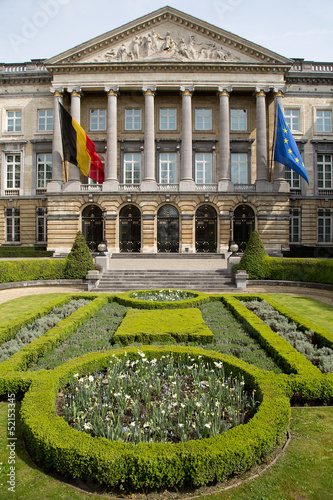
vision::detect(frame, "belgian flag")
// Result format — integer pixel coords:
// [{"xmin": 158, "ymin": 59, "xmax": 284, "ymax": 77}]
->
[{"xmin": 59, "ymin": 102, "xmax": 104, "ymax": 183}]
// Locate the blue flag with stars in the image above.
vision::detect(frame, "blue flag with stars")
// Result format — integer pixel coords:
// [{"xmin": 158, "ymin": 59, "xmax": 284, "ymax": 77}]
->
[{"xmin": 274, "ymin": 104, "xmax": 309, "ymax": 184}]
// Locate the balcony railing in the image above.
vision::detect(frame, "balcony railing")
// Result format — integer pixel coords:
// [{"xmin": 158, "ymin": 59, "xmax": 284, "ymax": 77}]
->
[
  {"xmin": 234, "ymin": 184, "xmax": 256, "ymax": 191},
  {"xmin": 318, "ymin": 188, "xmax": 333, "ymax": 196},
  {"xmin": 195, "ymin": 183, "xmax": 217, "ymax": 191},
  {"xmin": 80, "ymin": 184, "xmax": 102, "ymax": 191},
  {"xmin": 119, "ymin": 183, "xmax": 140, "ymax": 191},
  {"xmin": 4, "ymin": 189, "xmax": 19, "ymax": 196},
  {"xmin": 157, "ymin": 183, "xmax": 179, "ymax": 190}
]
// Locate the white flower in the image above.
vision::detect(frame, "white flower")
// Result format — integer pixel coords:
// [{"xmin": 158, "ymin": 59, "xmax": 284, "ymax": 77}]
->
[
  {"xmin": 214, "ymin": 361, "xmax": 223, "ymax": 369},
  {"xmin": 204, "ymin": 423, "xmax": 211, "ymax": 429},
  {"xmin": 130, "ymin": 421, "xmax": 136, "ymax": 427},
  {"xmin": 178, "ymin": 423, "xmax": 184, "ymax": 428},
  {"xmin": 88, "ymin": 375, "xmax": 94, "ymax": 382},
  {"xmin": 73, "ymin": 373, "xmax": 79, "ymax": 378},
  {"xmin": 83, "ymin": 423, "xmax": 92, "ymax": 430}
]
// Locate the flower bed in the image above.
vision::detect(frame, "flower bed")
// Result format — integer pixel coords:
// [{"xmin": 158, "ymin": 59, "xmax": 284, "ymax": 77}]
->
[
  {"xmin": 115, "ymin": 289, "xmax": 209, "ymax": 309},
  {"xmin": 20, "ymin": 346, "xmax": 290, "ymax": 491},
  {"xmin": 131, "ymin": 289, "xmax": 197, "ymax": 301}
]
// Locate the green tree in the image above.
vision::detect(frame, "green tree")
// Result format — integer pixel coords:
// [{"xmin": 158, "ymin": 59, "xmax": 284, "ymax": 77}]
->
[
  {"xmin": 237, "ymin": 230, "xmax": 268, "ymax": 279},
  {"xmin": 64, "ymin": 231, "xmax": 94, "ymax": 279}
]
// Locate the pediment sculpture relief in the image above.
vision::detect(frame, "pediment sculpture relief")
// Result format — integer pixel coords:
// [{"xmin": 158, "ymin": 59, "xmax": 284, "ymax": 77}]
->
[{"xmin": 94, "ymin": 31, "xmax": 239, "ymax": 62}]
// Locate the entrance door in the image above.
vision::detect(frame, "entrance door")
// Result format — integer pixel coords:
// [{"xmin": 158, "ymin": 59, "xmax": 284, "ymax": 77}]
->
[
  {"xmin": 82, "ymin": 205, "xmax": 103, "ymax": 252},
  {"xmin": 157, "ymin": 205, "xmax": 179, "ymax": 253},
  {"xmin": 233, "ymin": 205, "xmax": 255, "ymax": 252},
  {"xmin": 195, "ymin": 205, "xmax": 217, "ymax": 253},
  {"xmin": 119, "ymin": 205, "xmax": 141, "ymax": 252}
]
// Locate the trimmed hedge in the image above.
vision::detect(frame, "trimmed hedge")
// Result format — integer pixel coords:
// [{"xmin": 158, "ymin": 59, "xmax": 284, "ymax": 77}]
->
[
  {"xmin": 115, "ymin": 289, "xmax": 210, "ymax": 309},
  {"xmin": 20, "ymin": 346, "xmax": 290, "ymax": 491},
  {"xmin": 0, "ymin": 259, "xmax": 66, "ymax": 283},
  {"xmin": 0, "ymin": 246, "xmax": 54, "ymax": 258},
  {"xmin": 113, "ymin": 308, "xmax": 214, "ymax": 345},
  {"xmin": 261, "ymin": 256, "xmax": 333, "ymax": 285},
  {"xmin": 0, "ymin": 294, "xmax": 109, "ymax": 398}
]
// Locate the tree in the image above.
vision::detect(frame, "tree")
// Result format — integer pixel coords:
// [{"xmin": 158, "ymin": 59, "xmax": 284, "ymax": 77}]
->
[
  {"xmin": 64, "ymin": 231, "xmax": 94, "ymax": 279},
  {"xmin": 237, "ymin": 230, "xmax": 267, "ymax": 279}
]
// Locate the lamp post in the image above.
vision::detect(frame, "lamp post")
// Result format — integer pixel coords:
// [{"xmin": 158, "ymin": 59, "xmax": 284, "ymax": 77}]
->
[
  {"xmin": 97, "ymin": 210, "xmax": 108, "ymax": 255},
  {"xmin": 228, "ymin": 208, "xmax": 238, "ymax": 253}
]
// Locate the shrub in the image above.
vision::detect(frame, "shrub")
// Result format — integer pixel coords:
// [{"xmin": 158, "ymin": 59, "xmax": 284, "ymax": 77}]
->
[
  {"xmin": 0, "ymin": 246, "xmax": 54, "ymax": 258},
  {"xmin": 261, "ymin": 257, "xmax": 333, "ymax": 285},
  {"xmin": 0, "ymin": 259, "xmax": 65, "ymax": 283},
  {"xmin": 64, "ymin": 231, "xmax": 94, "ymax": 279},
  {"xmin": 237, "ymin": 230, "xmax": 267, "ymax": 279}
]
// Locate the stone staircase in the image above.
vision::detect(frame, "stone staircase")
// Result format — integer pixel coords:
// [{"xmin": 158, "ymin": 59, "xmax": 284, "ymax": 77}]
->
[{"xmin": 92, "ymin": 268, "xmax": 238, "ymax": 293}]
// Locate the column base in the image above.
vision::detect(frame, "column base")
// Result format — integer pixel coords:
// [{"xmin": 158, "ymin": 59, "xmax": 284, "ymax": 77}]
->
[
  {"xmin": 273, "ymin": 180, "xmax": 290, "ymax": 193},
  {"xmin": 179, "ymin": 179, "xmax": 196, "ymax": 191},
  {"xmin": 218, "ymin": 180, "xmax": 234, "ymax": 192},
  {"xmin": 141, "ymin": 180, "xmax": 157, "ymax": 191},
  {"xmin": 47, "ymin": 181, "xmax": 63, "ymax": 192},
  {"xmin": 103, "ymin": 180, "xmax": 119, "ymax": 191},
  {"xmin": 63, "ymin": 181, "xmax": 81, "ymax": 192},
  {"xmin": 255, "ymin": 180, "xmax": 273, "ymax": 192}
]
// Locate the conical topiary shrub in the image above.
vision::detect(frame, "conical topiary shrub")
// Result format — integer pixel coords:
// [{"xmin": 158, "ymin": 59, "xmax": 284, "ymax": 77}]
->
[
  {"xmin": 64, "ymin": 231, "xmax": 94, "ymax": 279},
  {"xmin": 236, "ymin": 230, "xmax": 268, "ymax": 279}
]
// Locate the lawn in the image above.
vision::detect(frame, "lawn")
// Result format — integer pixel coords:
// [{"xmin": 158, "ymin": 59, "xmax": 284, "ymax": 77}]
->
[{"xmin": 0, "ymin": 292, "xmax": 332, "ymax": 498}]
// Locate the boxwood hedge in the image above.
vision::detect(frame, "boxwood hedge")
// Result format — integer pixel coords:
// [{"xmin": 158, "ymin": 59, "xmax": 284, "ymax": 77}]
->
[
  {"xmin": 20, "ymin": 346, "xmax": 290, "ymax": 491},
  {"xmin": 0, "ymin": 259, "xmax": 66, "ymax": 283}
]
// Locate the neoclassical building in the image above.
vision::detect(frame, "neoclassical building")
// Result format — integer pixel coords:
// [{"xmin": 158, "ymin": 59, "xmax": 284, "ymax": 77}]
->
[{"xmin": 0, "ymin": 6, "xmax": 332, "ymax": 255}]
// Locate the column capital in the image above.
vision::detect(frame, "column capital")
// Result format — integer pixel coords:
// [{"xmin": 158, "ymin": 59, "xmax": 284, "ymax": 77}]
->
[
  {"xmin": 50, "ymin": 87, "xmax": 64, "ymax": 97},
  {"xmin": 180, "ymin": 85, "xmax": 194, "ymax": 95},
  {"xmin": 143, "ymin": 85, "xmax": 156, "ymax": 95},
  {"xmin": 68, "ymin": 87, "xmax": 82, "ymax": 97},
  {"xmin": 218, "ymin": 85, "xmax": 232, "ymax": 96},
  {"xmin": 105, "ymin": 85, "xmax": 119, "ymax": 96},
  {"xmin": 273, "ymin": 89, "xmax": 284, "ymax": 98},
  {"xmin": 255, "ymin": 87, "xmax": 269, "ymax": 97}
]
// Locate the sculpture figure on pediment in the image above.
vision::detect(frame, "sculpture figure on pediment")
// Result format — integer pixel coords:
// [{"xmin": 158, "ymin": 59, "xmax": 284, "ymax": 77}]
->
[
  {"xmin": 177, "ymin": 39, "xmax": 190, "ymax": 58},
  {"xmin": 187, "ymin": 35, "xmax": 197, "ymax": 59},
  {"xmin": 150, "ymin": 31, "xmax": 160, "ymax": 53},
  {"xmin": 160, "ymin": 31, "xmax": 174, "ymax": 51},
  {"xmin": 132, "ymin": 36, "xmax": 141, "ymax": 59},
  {"xmin": 104, "ymin": 49, "xmax": 116, "ymax": 61},
  {"xmin": 117, "ymin": 44, "xmax": 127, "ymax": 60}
]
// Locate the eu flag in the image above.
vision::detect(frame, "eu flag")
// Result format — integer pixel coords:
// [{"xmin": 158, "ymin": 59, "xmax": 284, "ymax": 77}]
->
[{"xmin": 274, "ymin": 104, "xmax": 309, "ymax": 184}]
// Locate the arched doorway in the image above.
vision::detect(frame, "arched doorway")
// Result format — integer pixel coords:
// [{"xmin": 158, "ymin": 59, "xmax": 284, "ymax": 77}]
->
[
  {"xmin": 119, "ymin": 205, "xmax": 141, "ymax": 252},
  {"xmin": 157, "ymin": 204, "xmax": 179, "ymax": 253},
  {"xmin": 195, "ymin": 205, "xmax": 217, "ymax": 253},
  {"xmin": 82, "ymin": 205, "xmax": 103, "ymax": 252},
  {"xmin": 233, "ymin": 205, "xmax": 255, "ymax": 252}
]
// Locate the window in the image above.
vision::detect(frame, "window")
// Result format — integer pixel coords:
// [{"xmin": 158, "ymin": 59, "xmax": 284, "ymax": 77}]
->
[
  {"xmin": 37, "ymin": 154, "xmax": 52, "ymax": 189},
  {"xmin": 285, "ymin": 166, "xmax": 301, "ymax": 189},
  {"xmin": 318, "ymin": 209, "xmax": 332, "ymax": 243},
  {"xmin": 5, "ymin": 208, "xmax": 20, "ymax": 243},
  {"xmin": 6, "ymin": 154, "xmax": 21, "ymax": 189},
  {"xmin": 159, "ymin": 153, "xmax": 177, "ymax": 184},
  {"xmin": 284, "ymin": 109, "xmax": 300, "ymax": 132},
  {"xmin": 125, "ymin": 109, "xmax": 141, "ymax": 130},
  {"xmin": 317, "ymin": 154, "xmax": 332, "ymax": 189},
  {"xmin": 195, "ymin": 153, "xmax": 212, "ymax": 184},
  {"xmin": 90, "ymin": 109, "xmax": 106, "ymax": 131},
  {"xmin": 160, "ymin": 108, "xmax": 177, "ymax": 130},
  {"xmin": 290, "ymin": 208, "xmax": 301, "ymax": 243},
  {"xmin": 195, "ymin": 109, "xmax": 212, "ymax": 130},
  {"xmin": 316, "ymin": 110, "xmax": 332, "ymax": 133},
  {"xmin": 7, "ymin": 111, "xmax": 21, "ymax": 132},
  {"xmin": 36, "ymin": 207, "xmax": 47, "ymax": 243},
  {"xmin": 230, "ymin": 109, "xmax": 247, "ymax": 131},
  {"xmin": 231, "ymin": 153, "xmax": 248, "ymax": 184},
  {"xmin": 38, "ymin": 109, "xmax": 53, "ymax": 132},
  {"xmin": 124, "ymin": 153, "xmax": 141, "ymax": 184}
]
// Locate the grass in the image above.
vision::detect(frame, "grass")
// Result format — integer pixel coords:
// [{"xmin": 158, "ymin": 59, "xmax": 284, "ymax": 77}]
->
[
  {"xmin": 0, "ymin": 294, "xmax": 66, "ymax": 328},
  {"xmin": 0, "ymin": 403, "xmax": 331, "ymax": 499},
  {"xmin": 265, "ymin": 294, "xmax": 333, "ymax": 333}
]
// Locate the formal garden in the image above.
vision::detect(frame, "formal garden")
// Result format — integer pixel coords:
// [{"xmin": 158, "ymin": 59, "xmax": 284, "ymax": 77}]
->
[{"xmin": 0, "ymin": 232, "xmax": 332, "ymax": 498}]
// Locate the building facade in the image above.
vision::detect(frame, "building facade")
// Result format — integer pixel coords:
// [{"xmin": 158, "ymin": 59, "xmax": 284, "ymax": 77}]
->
[{"xmin": 1, "ymin": 6, "xmax": 332, "ymax": 255}]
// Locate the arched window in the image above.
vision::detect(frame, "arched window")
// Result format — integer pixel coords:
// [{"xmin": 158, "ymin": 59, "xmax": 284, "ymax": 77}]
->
[
  {"xmin": 157, "ymin": 204, "xmax": 179, "ymax": 253},
  {"xmin": 233, "ymin": 205, "xmax": 255, "ymax": 252},
  {"xmin": 119, "ymin": 205, "xmax": 141, "ymax": 252},
  {"xmin": 195, "ymin": 205, "xmax": 217, "ymax": 253},
  {"xmin": 82, "ymin": 205, "xmax": 103, "ymax": 252}
]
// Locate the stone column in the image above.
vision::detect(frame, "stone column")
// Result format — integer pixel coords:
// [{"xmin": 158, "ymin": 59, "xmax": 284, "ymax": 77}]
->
[
  {"xmin": 48, "ymin": 88, "xmax": 63, "ymax": 192},
  {"xmin": 255, "ymin": 88, "xmax": 271, "ymax": 191},
  {"xmin": 142, "ymin": 86, "xmax": 157, "ymax": 191},
  {"xmin": 104, "ymin": 86, "xmax": 119, "ymax": 190},
  {"xmin": 180, "ymin": 86, "xmax": 195, "ymax": 190},
  {"xmin": 273, "ymin": 90, "xmax": 290, "ymax": 192},
  {"xmin": 66, "ymin": 88, "xmax": 81, "ymax": 186},
  {"xmin": 218, "ymin": 86, "xmax": 233, "ymax": 191}
]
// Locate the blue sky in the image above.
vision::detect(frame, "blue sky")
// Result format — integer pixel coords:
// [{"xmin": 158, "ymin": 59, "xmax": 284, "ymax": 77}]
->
[{"xmin": 1, "ymin": 0, "xmax": 332, "ymax": 63}]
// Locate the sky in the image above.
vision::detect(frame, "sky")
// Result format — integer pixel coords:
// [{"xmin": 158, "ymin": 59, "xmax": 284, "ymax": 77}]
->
[{"xmin": 1, "ymin": 0, "xmax": 332, "ymax": 63}]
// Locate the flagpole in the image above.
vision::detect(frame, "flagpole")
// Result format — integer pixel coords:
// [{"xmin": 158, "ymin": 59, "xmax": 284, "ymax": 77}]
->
[{"xmin": 270, "ymin": 93, "xmax": 281, "ymax": 181}]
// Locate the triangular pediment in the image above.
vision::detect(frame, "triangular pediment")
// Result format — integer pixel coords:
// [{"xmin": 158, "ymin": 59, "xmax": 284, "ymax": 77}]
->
[{"xmin": 46, "ymin": 6, "xmax": 292, "ymax": 67}]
